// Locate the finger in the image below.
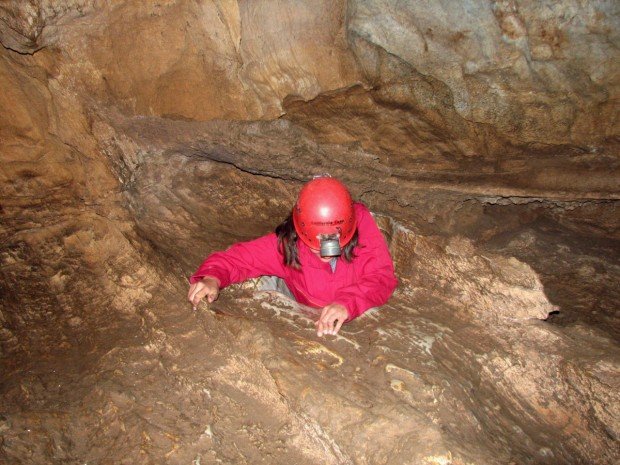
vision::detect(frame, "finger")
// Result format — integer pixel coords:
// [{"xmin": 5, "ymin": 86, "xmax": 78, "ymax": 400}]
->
[
  {"xmin": 189, "ymin": 283, "xmax": 203, "ymax": 303},
  {"xmin": 207, "ymin": 289, "xmax": 218, "ymax": 303},
  {"xmin": 332, "ymin": 318, "xmax": 344, "ymax": 335},
  {"xmin": 320, "ymin": 309, "xmax": 336, "ymax": 326},
  {"xmin": 188, "ymin": 282, "xmax": 198, "ymax": 301},
  {"xmin": 324, "ymin": 316, "xmax": 337, "ymax": 335},
  {"xmin": 318, "ymin": 307, "xmax": 329, "ymax": 321},
  {"xmin": 317, "ymin": 305, "xmax": 338, "ymax": 336},
  {"xmin": 194, "ymin": 287, "xmax": 210, "ymax": 305},
  {"xmin": 192, "ymin": 287, "xmax": 210, "ymax": 307},
  {"xmin": 318, "ymin": 307, "xmax": 334, "ymax": 323}
]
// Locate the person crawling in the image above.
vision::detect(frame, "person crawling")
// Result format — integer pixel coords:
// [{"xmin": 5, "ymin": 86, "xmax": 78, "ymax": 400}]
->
[{"xmin": 188, "ymin": 175, "xmax": 398, "ymax": 337}]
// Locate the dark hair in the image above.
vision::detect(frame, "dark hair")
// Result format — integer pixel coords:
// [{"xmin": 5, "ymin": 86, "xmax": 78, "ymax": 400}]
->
[{"xmin": 275, "ymin": 214, "xmax": 359, "ymax": 269}]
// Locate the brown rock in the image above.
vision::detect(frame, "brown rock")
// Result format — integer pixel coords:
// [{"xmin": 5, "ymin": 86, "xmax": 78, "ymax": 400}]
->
[{"xmin": 0, "ymin": 2, "xmax": 618, "ymax": 464}]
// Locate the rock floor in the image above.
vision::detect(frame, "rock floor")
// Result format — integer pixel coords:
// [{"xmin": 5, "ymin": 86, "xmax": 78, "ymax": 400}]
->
[{"xmin": 1, "ymin": 219, "xmax": 618, "ymax": 465}]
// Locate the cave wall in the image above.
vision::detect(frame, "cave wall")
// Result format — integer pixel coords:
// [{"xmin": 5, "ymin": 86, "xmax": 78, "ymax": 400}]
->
[
  {"xmin": 2, "ymin": 0, "xmax": 617, "ymax": 240},
  {"xmin": 2, "ymin": 1, "xmax": 618, "ymax": 143}
]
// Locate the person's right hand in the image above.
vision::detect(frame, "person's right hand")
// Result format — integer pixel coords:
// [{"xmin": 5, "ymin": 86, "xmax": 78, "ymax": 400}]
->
[{"xmin": 188, "ymin": 276, "xmax": 220, "ymax": 310}]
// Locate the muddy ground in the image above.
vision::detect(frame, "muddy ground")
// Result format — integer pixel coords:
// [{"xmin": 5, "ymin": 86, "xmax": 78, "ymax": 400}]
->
[{"xmin": 1, "ymin": 210, "xmax": 618, "ymax": 464}]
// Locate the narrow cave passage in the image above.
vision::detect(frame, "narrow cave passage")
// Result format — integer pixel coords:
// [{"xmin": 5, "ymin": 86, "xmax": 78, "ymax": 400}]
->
[{"xmin": 1, "ymin": 1, "xmax": 619, "ymax": 464}]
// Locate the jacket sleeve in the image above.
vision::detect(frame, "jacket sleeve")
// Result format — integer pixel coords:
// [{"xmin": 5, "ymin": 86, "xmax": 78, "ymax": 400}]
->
[
  {"xmin": 189, "ymin": 233, "xmax": 286, "ymax": 287},
  {"xmin": 333, "ymin": 204, "xmax": 398, "ymax": 320}
]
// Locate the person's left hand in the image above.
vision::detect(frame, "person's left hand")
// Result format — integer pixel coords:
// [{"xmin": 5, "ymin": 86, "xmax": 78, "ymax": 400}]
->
[{"xmin": 316, "ymin": 303, "xmax": 348, "ymax": 337}]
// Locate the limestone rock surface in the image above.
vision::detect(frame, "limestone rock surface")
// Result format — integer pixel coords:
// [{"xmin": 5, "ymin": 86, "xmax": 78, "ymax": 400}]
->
[{"xmin": 1, "ymin": 1, "xmax": 619, "ymax": 464}]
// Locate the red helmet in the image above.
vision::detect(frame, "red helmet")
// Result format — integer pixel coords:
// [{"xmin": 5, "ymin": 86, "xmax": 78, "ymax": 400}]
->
[{"xmin": 292, "ymin": 176, "xmax": 356, "ymax": 250}]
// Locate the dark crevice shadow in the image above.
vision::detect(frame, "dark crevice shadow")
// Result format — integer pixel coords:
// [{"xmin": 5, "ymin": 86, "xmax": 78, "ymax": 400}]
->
[{"xmin": 479, "ymin": 216, "xmax": 620, "ymax": 341}]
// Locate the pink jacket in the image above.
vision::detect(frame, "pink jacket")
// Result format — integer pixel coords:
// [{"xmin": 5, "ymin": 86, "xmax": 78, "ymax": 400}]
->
[{"xmin": 190, "ymin": 203, "xmax": 398, "ymax": 320}]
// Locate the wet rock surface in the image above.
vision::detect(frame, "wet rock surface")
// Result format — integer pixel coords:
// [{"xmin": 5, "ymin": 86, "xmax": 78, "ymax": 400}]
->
[
  {"xmin": 1, "ymin": 1, "xmax": 619, "ymax": 464},
  {"xmin": 2, "ymin": 218, "xmax": 618, "ymax": 464}
]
